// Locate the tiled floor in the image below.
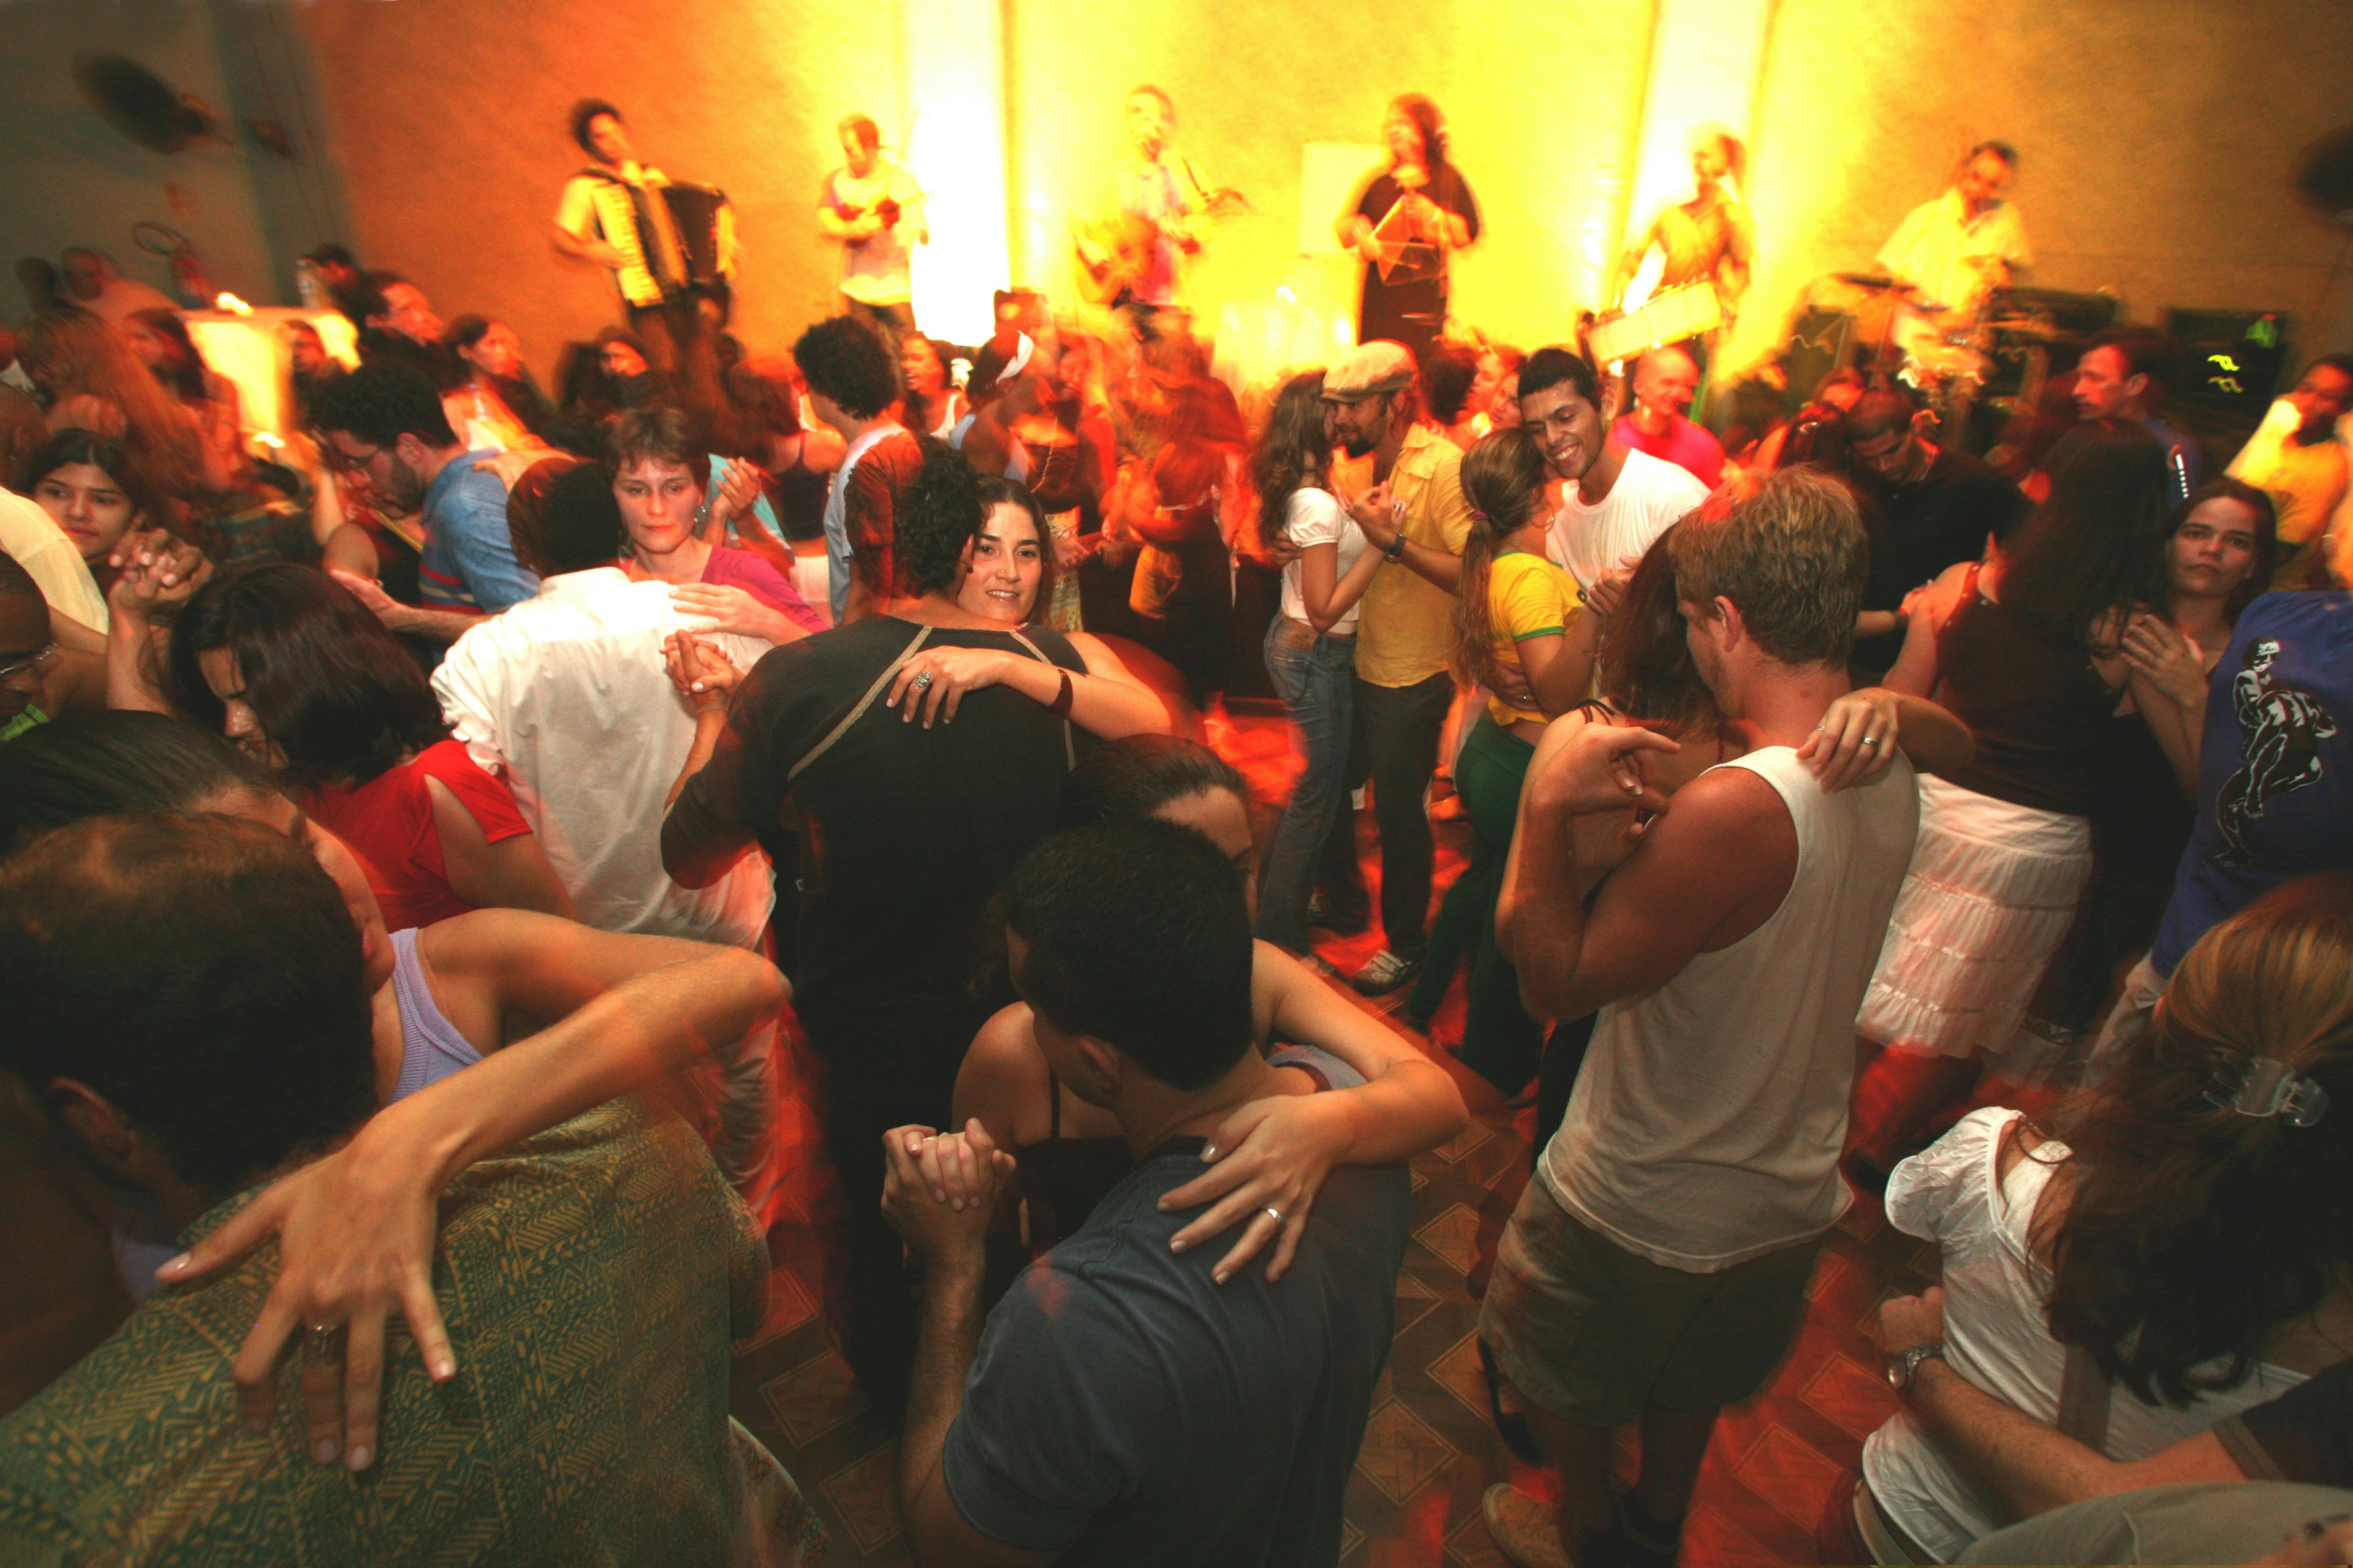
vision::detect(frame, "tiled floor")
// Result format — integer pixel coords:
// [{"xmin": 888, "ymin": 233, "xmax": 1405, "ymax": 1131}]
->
[{"xmin": 729, "ymin": 704, "xmax": 1958, "ymax": 1566}]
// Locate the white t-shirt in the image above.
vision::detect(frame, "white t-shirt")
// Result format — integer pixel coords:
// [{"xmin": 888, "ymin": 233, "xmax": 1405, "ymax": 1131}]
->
[
  {"xmin": 0, "ymin": 485, "xmax": 108, "ymax": 632},
  {"xmin": 1540, "ymin": 747, "xmax": 1920, "ymax": 1270},
  {"xmin": 432, "ymin": 569, "xmax": 774, "ymax": 949},
  {"xmin": 1863, "ymin": 1108, "xmax": 2306, "ymax": 1561},
  {"xmin": 1277, "ymin": 488, "xmax": 1369, "ymax": 634},
  {"xmin": 1544, "ymin": 447, "xmax": 1708, "ymax": 596}
]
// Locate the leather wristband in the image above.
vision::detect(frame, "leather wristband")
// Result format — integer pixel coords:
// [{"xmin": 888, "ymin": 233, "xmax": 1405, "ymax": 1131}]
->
[{"xmin": 1050, "ymin": 668, "xmax": 1075, "ymax": 717}]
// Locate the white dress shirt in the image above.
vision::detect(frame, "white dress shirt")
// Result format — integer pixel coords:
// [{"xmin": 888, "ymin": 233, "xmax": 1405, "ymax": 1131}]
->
[{"xmin": 433, "ymin": 568, "xmax": 774, "ymax": 947}]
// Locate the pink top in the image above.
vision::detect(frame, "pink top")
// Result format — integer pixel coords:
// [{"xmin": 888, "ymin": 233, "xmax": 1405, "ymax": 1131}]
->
[
  {"xmin": 1613, "ymin": 413, "xmax": 1726, "ymax": 490},
  {"xmin": 702, "ymin": 544, "xmax": 826, "ymax": 635}
]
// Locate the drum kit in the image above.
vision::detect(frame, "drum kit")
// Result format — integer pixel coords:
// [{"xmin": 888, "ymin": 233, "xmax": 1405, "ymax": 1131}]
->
[{"xmin": 1780, "ymin": 271, "xmax": 2114, "ymax": 448}]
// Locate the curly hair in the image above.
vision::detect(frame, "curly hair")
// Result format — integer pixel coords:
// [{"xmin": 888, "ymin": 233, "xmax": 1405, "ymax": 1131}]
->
[
  {"xmin": 2045, "ymin": 900, "xmax": 2353, "ymax": 1406},
  {"xmin": 311, "ymin": 356, "xmax": 457, "ymax": 449},
  {"xmin": 169, "ymin": 563, "xmax": 449, "ymax": 790},
  {"xmin": 1251, "ymin": 371, "xmax": 1331, "ymax": 547},
  {"xmin": 569, "ymin": 98, "xmax": 623, "ymax": 156},
  {"xmin": 0, "ymin": 813, "xmax": 377, "ymax": 1199},
  {"xmin": 895, "ymin": 436, "xmax": 983, "ymax": 597},
  {"xmin": 792, "ymin": 316, "xmax": 900, "ymax": 422}
]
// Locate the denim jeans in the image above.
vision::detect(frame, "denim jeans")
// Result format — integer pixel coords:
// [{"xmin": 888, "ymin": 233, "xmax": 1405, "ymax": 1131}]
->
[{"xmin": 1255, "ymin": 619, "xmax": 1357, "ymax": 952}]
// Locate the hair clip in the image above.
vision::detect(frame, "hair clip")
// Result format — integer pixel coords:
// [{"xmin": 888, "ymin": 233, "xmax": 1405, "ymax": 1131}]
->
[
  {"xmin": 1468, "ymin": 508, "xmax": 1488, "ymax": 523},
  {"xmin": 2204, "ymin": 1052, "xmax": 2330, "ymax": 1127}
]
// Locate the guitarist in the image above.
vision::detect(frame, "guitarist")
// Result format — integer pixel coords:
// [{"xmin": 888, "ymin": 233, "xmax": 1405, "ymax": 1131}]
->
[
  {"xmin": 1077, "ymin": 85, "xmax": 1213, "ymax": 323},
  {"xmin": 819, "ymin": 113, "xmax": 928, "ymax": 351}
]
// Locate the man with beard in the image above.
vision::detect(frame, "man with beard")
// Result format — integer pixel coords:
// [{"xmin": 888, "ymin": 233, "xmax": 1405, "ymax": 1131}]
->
[
  {"xmin": 1522, "ymin": 347, "xmax": 1707, "ymax": 615},
  {"xmin": 1310, "ymin": 341, "xmax": 1472, "ymax": 996},
  {"xmin": 317, "ymin": 360, "xmax": 536, "ymax": 645}
]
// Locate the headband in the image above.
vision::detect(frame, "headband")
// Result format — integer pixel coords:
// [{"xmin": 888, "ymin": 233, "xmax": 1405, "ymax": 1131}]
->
[{"xmin": 1003, "ymin": 332, "xmax": 1036, "ymax": 382}]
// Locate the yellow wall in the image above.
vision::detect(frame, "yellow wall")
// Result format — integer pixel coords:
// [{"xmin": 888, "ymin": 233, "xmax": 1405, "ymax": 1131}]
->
[
  {"xmin": 16, "ymin": 0, "xmax": 2349, "ymax": 386},
  {"xmin": 1002, "ymin": 0, "xmax": 1657, "ymax": 354}
]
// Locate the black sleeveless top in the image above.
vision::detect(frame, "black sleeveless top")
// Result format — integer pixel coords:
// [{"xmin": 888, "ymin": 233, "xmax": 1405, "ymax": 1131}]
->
[{"xmin": 1933, "ymin": 565, "xmax": 2123, "ymax": 817}]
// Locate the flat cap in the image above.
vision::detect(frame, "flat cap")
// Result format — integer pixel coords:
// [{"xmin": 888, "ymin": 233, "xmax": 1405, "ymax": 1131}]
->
[{"xmin": 1323, "ymin": 339, "xmax": 1418, "ymax": 402}]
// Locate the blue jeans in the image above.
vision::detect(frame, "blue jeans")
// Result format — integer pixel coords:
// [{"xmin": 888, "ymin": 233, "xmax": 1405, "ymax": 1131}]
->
[{"xmin": 1256, "ymin": 618, "xmax": 1357, "ymax": 952}]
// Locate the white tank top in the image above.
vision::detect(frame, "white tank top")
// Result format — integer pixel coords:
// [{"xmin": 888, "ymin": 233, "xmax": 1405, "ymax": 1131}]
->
[{"xmin": 1539, "ymin": 745, "xmax": 1920, "ymax": 1271}]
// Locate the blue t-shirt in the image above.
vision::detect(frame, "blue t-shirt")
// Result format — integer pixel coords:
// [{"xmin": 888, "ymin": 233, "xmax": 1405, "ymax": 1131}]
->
[
  {"xmin": 420, "ymin": 450, "xmax": 539, "ymax": 613},
  {"xmin": 940, "ymin": 1048, "xmax": 1411, "ymax": 1566},
  {"xmin": 2151, "ymin": 591, "xmax": 2353, "ymax": 975}
]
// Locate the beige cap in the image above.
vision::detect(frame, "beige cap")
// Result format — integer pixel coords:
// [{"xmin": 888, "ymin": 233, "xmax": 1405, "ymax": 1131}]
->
[{"xmin": 1323, "ymin": 339, "xmax": 1418, "ymax": 402}]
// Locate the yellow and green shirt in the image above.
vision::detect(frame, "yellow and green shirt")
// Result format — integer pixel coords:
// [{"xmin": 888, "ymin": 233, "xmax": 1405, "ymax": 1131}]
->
[{"xmin": 1485, "ymin": 550, "xmax": 1582, "ymax": 727}]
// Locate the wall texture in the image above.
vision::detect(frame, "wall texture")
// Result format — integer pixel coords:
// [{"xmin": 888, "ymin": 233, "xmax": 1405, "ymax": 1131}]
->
[
  {"xmin": 289, "ymin": 0, "xmax": 912, "ymax": 377},
  {"xmin": 10, "ymin": 0, "xmax": 2351, "ymax": 383},
  {"xmin": 1730, "ymin": 0, "xmax": 2353, "ymax": 371},
  {"xmin": 0, "ymin": 0, "xmax": 295, "ymax": 311}
]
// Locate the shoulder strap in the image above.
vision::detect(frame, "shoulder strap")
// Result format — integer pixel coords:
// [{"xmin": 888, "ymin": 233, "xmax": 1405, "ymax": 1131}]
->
[
  {"xmin": 1004, "ymin": 627, "xmax": 1077, "ymax": 772},
  {"xmin": 2054, "ymin": 1344, "xmax": 2113, "ymax": 1450},
  {"xmin": 786, "ymin": 626, "xmax": 932, "ymax": 784},
  {"xmin": 575, "ymin": 165, "xmax": 625, "ymax": 186}
]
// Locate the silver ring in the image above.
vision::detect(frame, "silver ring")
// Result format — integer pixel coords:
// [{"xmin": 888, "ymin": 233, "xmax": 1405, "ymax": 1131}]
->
[
  {"xmin": 306, "ymin": 1323, "xmax": 346, "ymax": 1363},
  {"xmin": 1861, "ymin": 735, "xmax": 1879, "ymax": 748},
  {"xmin": 911, "ymin": 672, "xmax": 934, "ymax": 692},
  {"xmin": 1264, "ymin": 1206, "xmax": 1283, "ymax": 1225}
]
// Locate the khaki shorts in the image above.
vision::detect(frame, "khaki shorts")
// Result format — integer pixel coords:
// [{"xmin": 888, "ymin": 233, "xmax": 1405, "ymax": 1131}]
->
[{"xmin": 1477, "ymin": 1176, "xmax": 1825, "ymax": 1429}]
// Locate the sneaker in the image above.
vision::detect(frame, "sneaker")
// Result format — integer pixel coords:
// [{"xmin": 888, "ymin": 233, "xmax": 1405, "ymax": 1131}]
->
[
  {"xmin": 1351, "ymin": 949, "xmax": 1422, "ymax": 996},
  {"xmin": 1483, "ymin": 1485, "xmax": 1572, "ymax": 1568}
]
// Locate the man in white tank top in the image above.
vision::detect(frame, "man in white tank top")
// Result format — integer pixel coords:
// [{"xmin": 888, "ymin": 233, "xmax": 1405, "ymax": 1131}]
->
[{"xmin": 1477, "ymin": 468, "xmax": 1920, "ymax": 1568}]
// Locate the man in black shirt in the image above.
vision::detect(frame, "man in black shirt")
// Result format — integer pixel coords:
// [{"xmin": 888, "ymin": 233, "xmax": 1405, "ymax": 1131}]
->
[
  {"xmin": 1844, "ymin": 390, "xmax": 2027, "ymax": 678},
  {"xmin": 883, "ymin": 820, "xmax": 1411, "ymax": 1565},
  {"xmin": 664, "ymin": 443, "xmax": 1088, "ymax": 1407}
]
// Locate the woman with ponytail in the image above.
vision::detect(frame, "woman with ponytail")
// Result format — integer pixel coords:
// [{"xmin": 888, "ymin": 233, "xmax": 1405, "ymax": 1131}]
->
[{"xmin": 1405, "ymin": 426, "xmax": 1597, "ymax": 1105}]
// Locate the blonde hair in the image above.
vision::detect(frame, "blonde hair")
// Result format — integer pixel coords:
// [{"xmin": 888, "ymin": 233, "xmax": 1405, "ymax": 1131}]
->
[
  {"xmin": 2049, "ymin": 897, "xmax": 2353, "ymax": 1405},
  {"xmin": 1665, "ymin": 467, "xmax": 1865, "ymax": 668}
]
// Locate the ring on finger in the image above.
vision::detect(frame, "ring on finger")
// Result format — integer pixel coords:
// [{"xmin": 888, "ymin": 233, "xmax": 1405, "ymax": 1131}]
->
[
  {"xmin": 911, "ymin": 671, "xmax": 935, "ymax": 692},
  {"xmin": 305, "ymin": 1322, "xmax": 347, "ymax": 1363},
  {"xmin": 1264, "ymin": 1206, "xmax": 1283, "ymax": 1225}
]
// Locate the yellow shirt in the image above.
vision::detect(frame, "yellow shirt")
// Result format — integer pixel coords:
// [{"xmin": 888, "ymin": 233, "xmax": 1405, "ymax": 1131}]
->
[
  {"xmin": 2229, "ymin": 425, "xmax": 2349, "ymax": 589},
  {"xmin": 1485, "ymin": 550, "xmax": 1583, "ymax": 727},
  {"xmin": 1354, "ymin": 424, "xmax": 1474, "ymax": 688}
]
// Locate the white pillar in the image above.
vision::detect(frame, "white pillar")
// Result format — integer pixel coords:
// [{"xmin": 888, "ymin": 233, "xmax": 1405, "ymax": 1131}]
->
[{"xmin": 902, "ymin": 0, "xmax": 1009, "ymax": 343}]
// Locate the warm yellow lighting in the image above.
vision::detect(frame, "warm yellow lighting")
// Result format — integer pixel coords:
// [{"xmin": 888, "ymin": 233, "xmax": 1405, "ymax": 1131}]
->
[{"xmin": 214, "ymin": 292, "xmax": 254, "ymax": 315}]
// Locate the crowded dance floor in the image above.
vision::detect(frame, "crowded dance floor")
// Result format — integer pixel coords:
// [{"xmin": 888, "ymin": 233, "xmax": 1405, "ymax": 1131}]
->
[{"xmin": 6, "ymin": 2, "xmax": 2353, "ymax": 1563}]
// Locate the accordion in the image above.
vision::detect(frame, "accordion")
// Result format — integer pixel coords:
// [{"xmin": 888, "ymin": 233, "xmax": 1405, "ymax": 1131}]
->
[{"xmin": 662, "ymin": 181, "xmax": 735, "ymax": 300}]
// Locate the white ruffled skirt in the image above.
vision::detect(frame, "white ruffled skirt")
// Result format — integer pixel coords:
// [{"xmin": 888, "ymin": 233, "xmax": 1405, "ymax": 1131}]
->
[{"xmin": 1857, "ymin": 773, "xmax": 2093, "ymax": 1061}]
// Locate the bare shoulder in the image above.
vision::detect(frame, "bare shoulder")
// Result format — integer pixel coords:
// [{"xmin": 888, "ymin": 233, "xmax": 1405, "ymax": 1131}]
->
[{"xmin": 954, "ymin": 1001, "xmax": 1051, "ymax": 1143}]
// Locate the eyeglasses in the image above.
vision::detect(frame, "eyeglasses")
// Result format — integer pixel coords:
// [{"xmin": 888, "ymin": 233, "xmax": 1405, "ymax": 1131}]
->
[{"xmin": 0, "ymin": 642, "xmax": 59, "ymax": 683}]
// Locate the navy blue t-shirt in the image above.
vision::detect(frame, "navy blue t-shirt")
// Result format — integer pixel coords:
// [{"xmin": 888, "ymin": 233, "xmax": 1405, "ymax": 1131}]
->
[
  {"xmin": 2151, "ymin": 591, "xmax": 2353, "ymax": 975},
  {"xmin": 941, "ymin": 1059, "xmax": 1411, "ymax": 1566}
]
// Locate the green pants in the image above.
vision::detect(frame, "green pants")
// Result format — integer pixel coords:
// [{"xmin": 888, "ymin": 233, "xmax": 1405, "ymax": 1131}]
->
[{"xmin": 1408, "ymin": 715, "xmax": 1547, "ymax": 1093}]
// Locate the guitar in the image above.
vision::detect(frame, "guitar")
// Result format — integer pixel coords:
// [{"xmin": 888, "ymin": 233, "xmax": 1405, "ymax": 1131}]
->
[{"xmin": 1073, "ymin": 179, "xmax": 1249, "ymax": 305}]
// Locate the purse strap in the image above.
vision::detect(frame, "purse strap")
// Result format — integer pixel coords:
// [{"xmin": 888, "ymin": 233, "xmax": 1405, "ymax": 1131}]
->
[
  {"xmin": 2055, "ymin": 1343, "xmax": 2113, "ymax": 1451},
  {"xmin": 786, "ymin": 625, "xmax": 933, "ymax": 784},
  {"xmin": 1004, "ymin": 626, "xmax": 1076, "ymax": 771}
]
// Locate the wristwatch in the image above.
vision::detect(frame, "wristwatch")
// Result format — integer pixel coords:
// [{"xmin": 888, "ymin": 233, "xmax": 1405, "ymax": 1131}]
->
[
  {"xmin": 1383, "ymin": 531, "xmax": 1408, "ymax": 563},
  {"xmin": 1886, "ymin": 1340, "xmax": 1947, "ymax": 1392}
]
